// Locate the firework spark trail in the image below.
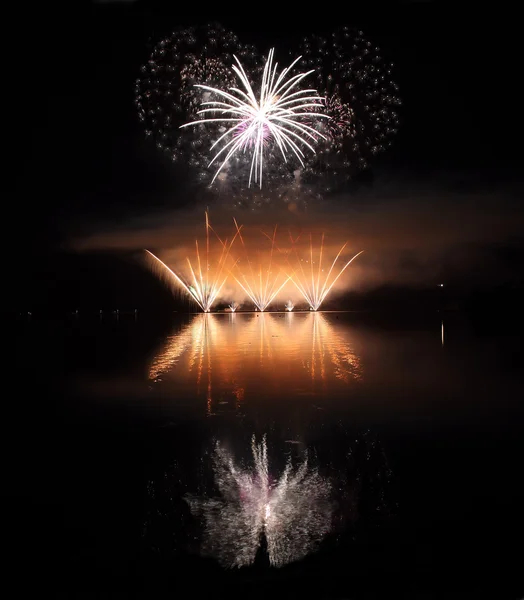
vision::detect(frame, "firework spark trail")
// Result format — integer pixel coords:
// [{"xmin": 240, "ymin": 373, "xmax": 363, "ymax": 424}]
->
[
  {"xmin": 137, "ymin": 25, "xmax": 400, "ymax": 207},
  {"xmin": 145, "ymin": 213, "xmax": 240, "ymax": 312},
  {"xmin": 181, "ymin": 48, "xmax": 329, "ymax": 188},
  {"xmin": 146, "ymin": 214, "xmax": 362, "ymax": 312},
  {"xmin": 185, "ymin": 435, "xmax": 332, "ymax": 568},
  {"xmin": 231, "ymin": 220, "xmax": 291, "ymax": 312},
  {"xmin": 286, "ymin": 233, "xmax": 364, "ymax": 311}
]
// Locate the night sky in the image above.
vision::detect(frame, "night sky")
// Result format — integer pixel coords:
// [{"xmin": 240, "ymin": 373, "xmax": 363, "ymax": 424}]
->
[{"xmin": 12, "ymin": 1, "xmax": 523, "ymax": 311}]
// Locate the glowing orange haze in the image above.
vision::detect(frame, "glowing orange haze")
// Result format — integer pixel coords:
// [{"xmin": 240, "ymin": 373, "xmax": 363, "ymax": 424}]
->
[
  {"xmin": 69, "ymin": 177, "xmax": 523, "ymax": 292},
  {"xmin": 145, "ymin": 214, "xmax": 363, "ymax": 312}
]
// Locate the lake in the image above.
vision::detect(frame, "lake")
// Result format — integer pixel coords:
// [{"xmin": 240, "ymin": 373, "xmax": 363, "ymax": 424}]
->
[{"xmin": 9, "ymin": 311, "xmax": 524, "ymax": 596}]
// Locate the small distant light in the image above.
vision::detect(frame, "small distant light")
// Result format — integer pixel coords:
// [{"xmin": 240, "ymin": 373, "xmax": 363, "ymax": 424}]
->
[{"xmin": 438, "ymin": 283, "xmax": 444, "ymax": 287}]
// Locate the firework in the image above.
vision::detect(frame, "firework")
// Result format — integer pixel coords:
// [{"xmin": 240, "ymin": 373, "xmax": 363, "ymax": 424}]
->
[
  {"xmin": 298, "ymin": 26, "xmax": 401, "ymax": 190},
  {"xmin": 135, "ymin": 24, "xmax": 292, "ymax": 204},
  {"xmin": 286, "ymin": 233, "xmax": 363, "ymax": 311},
  {"xmin": 136, "ymin": 24, "xmax": 399, "ymax": 207},
  {"xmin": 181, "ymin": 48, "xmax": 329, "ymax": 190},
  {"xmin": 231, "ymin": 220, "xmax": 290, "ymax": 312},
  {"xmin": 145, "ymin": 213, "xmax": 238, "ymax": 312},
  {"xmin": 185, "ymin": 435, "xmax": 332, "ymax": 568},
  {"xmin": 135, "ymin": 24, "xmax": 260, "ymax": 191},
  {"xmin": 145, "ymin": 214, "xmax": 363, "ymax": 312}
]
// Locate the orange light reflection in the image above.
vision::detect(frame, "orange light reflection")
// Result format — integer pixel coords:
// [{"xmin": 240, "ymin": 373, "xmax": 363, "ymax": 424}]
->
[{"xmin": 149, "ymin": 313, "xmax": 362, "ymax": 414}]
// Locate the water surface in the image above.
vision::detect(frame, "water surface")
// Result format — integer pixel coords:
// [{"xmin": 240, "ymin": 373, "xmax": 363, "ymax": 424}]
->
[{"xmin": 10, "ymin": 311, "xmax": 524, "ymax": 595}]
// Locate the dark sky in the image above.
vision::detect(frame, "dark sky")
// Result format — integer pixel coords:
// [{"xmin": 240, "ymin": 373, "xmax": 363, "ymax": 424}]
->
[{"xmin": 11, "ymin": 1, "xmax": 523, "ymax": 308}]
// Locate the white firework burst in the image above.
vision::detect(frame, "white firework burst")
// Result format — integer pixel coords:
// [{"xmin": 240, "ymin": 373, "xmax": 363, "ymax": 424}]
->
[{"xmin": 181, "ymin": 48, "xmax": 330, "ymax": 189}]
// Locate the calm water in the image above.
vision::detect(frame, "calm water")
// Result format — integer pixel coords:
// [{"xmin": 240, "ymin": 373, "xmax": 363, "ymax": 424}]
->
[{"xmin": 9, "ymin": 311, "xmax": 524, "ymax": 596}]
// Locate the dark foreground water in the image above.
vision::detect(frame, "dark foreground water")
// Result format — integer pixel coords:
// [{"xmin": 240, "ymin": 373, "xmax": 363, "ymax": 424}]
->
[{"xmin": 8, "ymin": 311, "xmax": 524, "ymax": 597}]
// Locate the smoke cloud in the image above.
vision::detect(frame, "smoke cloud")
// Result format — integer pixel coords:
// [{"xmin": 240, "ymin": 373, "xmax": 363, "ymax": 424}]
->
[{"xmin": 68, "ymin": 171, "xmax": 524, "ymax": 299}]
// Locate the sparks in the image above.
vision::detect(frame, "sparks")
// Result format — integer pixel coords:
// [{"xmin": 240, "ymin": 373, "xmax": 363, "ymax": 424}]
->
[
  {"xmin": 145, "ymin": 213, "xmax": 239, "ymax": 312},
  {"xmin": 181, "ymin": 48, "xmax": 329, "ymax": 188},
  {"xmin": 145, "ymin": 214, "xmax": 363, "ymax": 312},
  {"xmin": 232, "ymin": 220, "xmax": 290, "ymax": 312},
  {"xmin": 287, "ymin": 233, "xmax": 364, "ymax": 311}
]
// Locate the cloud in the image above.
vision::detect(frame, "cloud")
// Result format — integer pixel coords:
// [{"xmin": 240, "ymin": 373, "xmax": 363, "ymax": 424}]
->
[{"xmin": 67, "ymin": 171, "xmax": 524, "ymax": 293}]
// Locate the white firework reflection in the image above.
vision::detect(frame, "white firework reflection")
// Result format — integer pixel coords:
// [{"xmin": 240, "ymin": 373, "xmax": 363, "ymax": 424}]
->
[{"xmin": 185, "ymin": 435, "xmax": 332, "ymax": 568}]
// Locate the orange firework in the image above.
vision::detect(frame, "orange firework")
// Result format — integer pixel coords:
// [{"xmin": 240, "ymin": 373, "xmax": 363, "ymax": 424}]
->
[
  {"xmin": 145, "ymin": 212, "xmax": 240, "ymax": 312},
  {"xmin": 285, "ymin": 232, "xmax": 363, "ymax": 311},
  {"xmin": 146, "ymin": 213, "xmax": 363, "ymax": 312},
  {"xmin": 230, "ymin": 220, "xmax": 290, "ymax": 312}
]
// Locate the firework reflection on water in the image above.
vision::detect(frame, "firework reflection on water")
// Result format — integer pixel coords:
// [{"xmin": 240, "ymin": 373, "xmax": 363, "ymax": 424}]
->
[
  {"xmin": 148, "ymin": 312, "xmax": 362, "ymax": 415},
  {"xmin": 185, "ymin": 435, "xmax": 332, "ymax": 568},
  {"xmin": 142, "ymin": 430, "xmax": 397, "ymax": 568}
]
